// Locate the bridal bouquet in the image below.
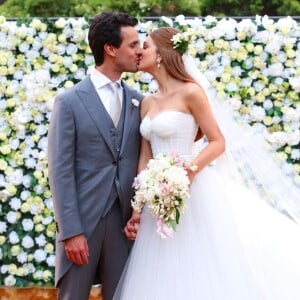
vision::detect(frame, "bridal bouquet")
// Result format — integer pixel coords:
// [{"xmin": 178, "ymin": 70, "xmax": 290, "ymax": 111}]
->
[{"xmin": 131, "ymin": 153, "xmax": 197, "ymax": 238}]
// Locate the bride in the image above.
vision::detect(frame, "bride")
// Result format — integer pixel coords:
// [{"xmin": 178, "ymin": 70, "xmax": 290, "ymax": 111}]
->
[{"xmin": 113, "ymin": 27, "xmax": 300, "ymax": 300}]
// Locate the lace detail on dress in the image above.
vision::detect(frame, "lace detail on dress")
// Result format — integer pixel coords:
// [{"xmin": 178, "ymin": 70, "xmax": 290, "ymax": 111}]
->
[{"xmin": 140, "ymin": 111, "xmax": 198, "ymax": 157}]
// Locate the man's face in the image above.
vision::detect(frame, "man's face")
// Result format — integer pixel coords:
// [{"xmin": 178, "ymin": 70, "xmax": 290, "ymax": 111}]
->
[{"xmin": 114, "ymin": 26, "xmax": 142, "ymax": 73}]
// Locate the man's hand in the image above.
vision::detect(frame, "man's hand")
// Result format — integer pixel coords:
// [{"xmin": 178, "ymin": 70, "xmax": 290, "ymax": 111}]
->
[
  {"xmin": 64, "ymin": 234, "xmax": 89, "ymax": 265},
  {"xmin": 124, "ymin": 211, "xmax": 141, "ymax": 240}
]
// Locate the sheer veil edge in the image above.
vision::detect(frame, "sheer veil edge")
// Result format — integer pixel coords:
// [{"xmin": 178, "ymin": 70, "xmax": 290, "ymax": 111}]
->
[{"xmin": 182, "ymin": 54, "xmax": 300, "ymax": 222}]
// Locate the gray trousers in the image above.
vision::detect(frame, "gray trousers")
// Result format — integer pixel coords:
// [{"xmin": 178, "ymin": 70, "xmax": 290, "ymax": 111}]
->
[{"xmin": 57, "ymin": 201, "xmax": 130, "ymax": 300}]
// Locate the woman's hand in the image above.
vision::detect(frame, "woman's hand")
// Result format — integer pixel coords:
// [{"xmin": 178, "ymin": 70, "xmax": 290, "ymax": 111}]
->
[{"xmin": 124, "ymin": 211, "xmax": 141, "ymax": 240}]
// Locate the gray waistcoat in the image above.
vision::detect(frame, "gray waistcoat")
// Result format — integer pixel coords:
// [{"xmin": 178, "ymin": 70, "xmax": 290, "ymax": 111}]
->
[{"xmin": 102, "ymin": 95, "xmax": 126, "ymax": 216}]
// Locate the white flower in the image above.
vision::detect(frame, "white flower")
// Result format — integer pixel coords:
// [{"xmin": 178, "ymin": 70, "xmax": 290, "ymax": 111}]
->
[
  {"xmin": 46, "ymin": 255, "xmax": 55, "ymax": 267},
  {"xmin": 131, "ymin": 98, "xmax": 140, "ymax": 107},
  {"xmin": 6, "ymin": 211, "xmax": 18, "ymax": 224},
  {"xmin": 22, "ymin": 176, "xmax": 32, "ymax": 189},
  {"xmin": 55, "ymin": 18, "xmax": 67, "ymax": 29},
  {"xmin": 23, "ymin": 263, "xmax": 35, "ymax": 275},
  {"xmin": 266, "ymin": 63, "xmax": 284, "ymax": 77},
  {"xmin": 291, "ymin": 149, "xmax": 300, "ymax": 160},
  {"xmin": 33, "ymin": 249, "xmax": 47, "ymax": 262},
  {"xmin": 161, "ymin": 16, "xmax": 173, "ymax": 27},
  {"xmin": 7, "ymin": 169, "xmax": 23, "ymax": 185},
  {"xmin": 289, "ymin": 76, "xmax": 300, "ymax": 93},
  {"xmin": 0, "ymin": 221, "xmax": 7, "ymax": 233},
  {"xmin": 9, "ymin": 197, "xmax": 21, "ymax": 210},
  {"xmin": 35, "ymin": 234, "xmax": 46, "ymax": 247},
  {"xmin": 1, "ymin": 265, "xmax": 8, "ymax": 274},
  {"xmin": 263, "ymin": 99, "xmax": 273, "ymax": 110},
  {"xmin": 286, "ymin": 130, "xmax": 300, "ymax": 146},
  {"xmin": 8, "ymin": 231, "xmax": 19, "ymax": 244},
  {"xmin": 4, "ymin": 275, "xmax": 16, "ymax": 286},
  {"xmin": 22, "ymin": 236, "xmax": 34, "ymax": 249},
  {"xmin": 17, "ymin": 252, "xmax": 28, "ymax": 264},
  {"xmin": 22, "ymin": 219, "xmax": 34, "ymax": 231},
  {"xmin": 267, "ymin": 132, "xmax": 288, "ymax": 148},
  {"xmin": 250, "ymin": 106, "xmax": 266, "ymax": 122}
]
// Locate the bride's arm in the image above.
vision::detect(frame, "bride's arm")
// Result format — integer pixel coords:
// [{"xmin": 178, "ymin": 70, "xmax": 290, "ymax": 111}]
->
[
  {"xmin": 124, "ymin": 96, "xmax": 153, "ymax": 240},
  {"xmin": 187, "ymin": 83, "xmax": 225, "ymax": 175}
]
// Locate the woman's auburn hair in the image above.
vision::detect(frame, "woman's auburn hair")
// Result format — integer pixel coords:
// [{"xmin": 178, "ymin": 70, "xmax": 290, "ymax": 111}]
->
[
  {"xmin": 150, "ymin": 27, "xmax": 203, "ymax": 140},
  {"xmin": 150, "ymin": 27, "xmax": 195, "ymax": 83}
]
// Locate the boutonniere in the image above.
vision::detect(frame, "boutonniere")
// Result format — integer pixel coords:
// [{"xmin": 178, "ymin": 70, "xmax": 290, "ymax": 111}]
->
[{"xmin": 131, "ymin": 98, "xmax": 140, "ymax": 107}]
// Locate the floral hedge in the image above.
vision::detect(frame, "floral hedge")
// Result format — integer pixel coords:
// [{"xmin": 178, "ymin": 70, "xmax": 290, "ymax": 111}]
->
[{"xmin": 0, "ymin": 15, "xmax": 299, "ymax": 287}]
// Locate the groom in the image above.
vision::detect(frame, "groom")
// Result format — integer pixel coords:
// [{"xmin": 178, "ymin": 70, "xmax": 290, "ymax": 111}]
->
[{"xmin": 48, "ymin": 12, "xmax": 143, "ymax": 300}]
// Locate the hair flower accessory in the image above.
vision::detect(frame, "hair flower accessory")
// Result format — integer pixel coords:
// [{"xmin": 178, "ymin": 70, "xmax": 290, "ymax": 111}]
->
[
  {"xmin": 171, "ymin": 28, "xmax": 197, "ymax": 55},
  {"xmin": 131, "ymin": 98, "xmax": 140, "ymax": 107}
]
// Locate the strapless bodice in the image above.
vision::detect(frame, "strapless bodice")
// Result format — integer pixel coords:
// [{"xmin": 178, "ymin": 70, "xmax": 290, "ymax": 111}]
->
[{"xmin": 140, "ymin": 111, "xmax": 198, "ymax": 157}]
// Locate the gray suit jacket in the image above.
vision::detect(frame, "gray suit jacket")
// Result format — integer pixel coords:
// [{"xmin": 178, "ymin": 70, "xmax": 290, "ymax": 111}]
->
[{"xmin": 47, "ymin": 76, "xmax": 143, "ymax": 284}]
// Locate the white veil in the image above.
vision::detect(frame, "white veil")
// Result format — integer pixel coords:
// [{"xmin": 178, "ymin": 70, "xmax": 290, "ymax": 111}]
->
[{"xmin": 182, "ymin": 54, "xmax": 300, "ymax": 223}]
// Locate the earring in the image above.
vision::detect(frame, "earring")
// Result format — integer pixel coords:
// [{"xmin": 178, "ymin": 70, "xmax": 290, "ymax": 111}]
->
[{"xmin": 156, "ymin": 56, "xmax": 161, "ymax": 68}]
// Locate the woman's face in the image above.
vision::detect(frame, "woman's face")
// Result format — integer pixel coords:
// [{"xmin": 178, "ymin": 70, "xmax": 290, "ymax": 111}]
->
[{"xmin": 138, "ymin": 35, "xmax": 159, "ymax": 72}]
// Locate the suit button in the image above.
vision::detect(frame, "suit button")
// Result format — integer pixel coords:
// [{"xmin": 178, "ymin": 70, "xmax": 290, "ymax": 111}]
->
[{"xmin": 112, "ymin": 161, "xmax": 116, "ymax": 165}]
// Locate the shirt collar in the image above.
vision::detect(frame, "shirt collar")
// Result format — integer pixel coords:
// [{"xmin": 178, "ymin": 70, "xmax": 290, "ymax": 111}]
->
[{"xmin": 90, "ymin": 68, "xmax": 122, "ymax": 89}]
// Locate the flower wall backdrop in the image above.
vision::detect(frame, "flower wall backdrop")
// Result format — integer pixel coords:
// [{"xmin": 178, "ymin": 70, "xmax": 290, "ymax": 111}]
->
[{"xmin": 0, "ymin": 15, "xmax": 299, "ymax": 287}]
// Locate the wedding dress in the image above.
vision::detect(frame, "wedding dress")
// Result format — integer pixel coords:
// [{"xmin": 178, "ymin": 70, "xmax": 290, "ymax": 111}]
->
[{"xmin": 113, "ymin": 110, "xmax": 300, "ymax": 300}]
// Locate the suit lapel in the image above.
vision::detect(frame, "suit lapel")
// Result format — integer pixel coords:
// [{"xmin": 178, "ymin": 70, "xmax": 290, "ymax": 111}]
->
[
  {"xmin": 120, "ymin": 82, "xmax": 137, "ymax": 155},
  {"xmin": 77, "ymin": 77, "xmax": 116, "ymax": 158}
]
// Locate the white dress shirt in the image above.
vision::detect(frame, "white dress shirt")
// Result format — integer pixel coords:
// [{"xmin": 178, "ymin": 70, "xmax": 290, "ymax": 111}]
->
[{"xmin": 90, "ymin": 68, "xmax": 123, "ymax": 116}]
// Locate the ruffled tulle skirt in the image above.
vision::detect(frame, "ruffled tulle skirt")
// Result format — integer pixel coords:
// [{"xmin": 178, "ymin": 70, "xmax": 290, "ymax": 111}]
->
[{"xmin": 113, "ymin": 167, "xmax": 300, "ymax": 300}]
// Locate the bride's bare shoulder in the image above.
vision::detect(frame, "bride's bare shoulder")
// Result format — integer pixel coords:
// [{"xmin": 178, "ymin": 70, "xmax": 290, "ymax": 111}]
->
[
  {"xmin": 183, "ymin": 82, "xmax": 207, "ymax": 101},
  {"xmin": 141, "ymin": 94, "xmax": 157, "ymax": 118}
]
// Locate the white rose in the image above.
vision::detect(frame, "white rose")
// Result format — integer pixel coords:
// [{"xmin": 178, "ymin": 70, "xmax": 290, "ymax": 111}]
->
[
  {"xmin": 1, "ymin": 265, "xmax": 8, "ymax": 274},
  {"xmin": 35, "ymin": 234, "xmax": 46, "ymax": 247},
  {"xmin": 6, "ymin": 211, "xmax": 18, "ymax": 224},
  {"xmin": 229, "ymin": 98, "xmax": 242, "ymax": 110},
  {"xmin": 4, "ymin": 275, "xmax": 16, "ymax": 286},
  {"xmin": 9, "ymin": 197, "xmax": 21, "ymax": 210},
  {"xmin": 34, "ymin": 249, "xmax": 47, "ymax": 262},
  {"xmin": 267, "ymin": 132, "xmax": 288, "ymax": 148},
  {"xmin": 33, "ymin": 270, "xmax": 43, "ymax": 280},
  {"xmin": 226, "ymin": 82, "xmax": 239, "ymax": 92},
  {"xmin": 283, "ymin": 108, "xmax": 299, "ymax": 122},
  {"xmin": 56, "ymin": 18, "xmax": 67, "ymax": 28},
  {"xmin": 286, "ymin": 131, "xmax": 300, "ymax": 146},
  {"xmin": 25, "ymin": 158, "xmax": 36, "ymax": 169},
  {"xmin": 8, "ymin": 231, "xmax": 19, "ymax": 244},
  {"xmin": 0, "ymin": 221, "xmax": 7, "ymax": 233},
  {"xmin": 66, "ymin": 43, "xmax": 78, "ymax": 55},
  {"xmin": 263, "ymin": 99, "xmax": 273, "ymax": 110},
  {"xmin": 250, "ymin": 106, "xmax": 266, "ymax": 122},
  {"xmin": 46, "ymin": 254, "xmax": 55, "ymax": 267},
  {"xmin": 7, "ymin": 169, "xmax": 23, "ymax": 185},
  {"xmin": 22, "ymin": 176, "xmax": 32, "ymax": 189},
  {"xmin": 253, "ymin": 81, "xmax": 265, "ymax": 92},
  {"xmin": 22, "ymin": 218, "xmax": 34, "ymax": 231},
  {"xmin": 22, "ymin": 235, "xmax": 34, "ymax": 249},
  {"xmin": 289, "ymin": 77, "xmax": 300, "ymax": 93},
  {"xmin": 23, "ymin": 263, "xmax": 35, "ymax": 275},
  {"xmin": 267, "ymin": 63, "xmax": 284, "ymax": 77},
  {"xmin": 17, "ymin": 252, "xmax": 28, "ymax": 264},
  {"xmin": 9, "ymin": 138, "xmax": 20, "ymax": 150}
]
